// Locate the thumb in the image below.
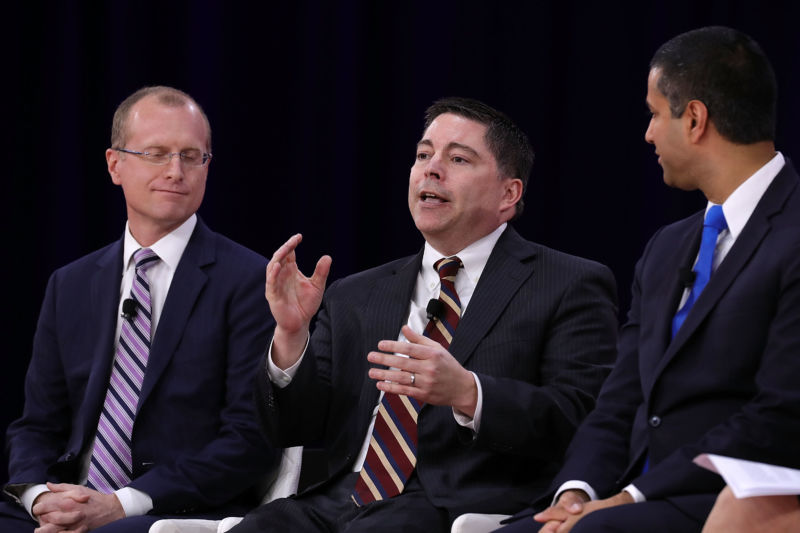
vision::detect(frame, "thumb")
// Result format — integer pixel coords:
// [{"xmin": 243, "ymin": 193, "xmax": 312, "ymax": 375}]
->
[{"xmin": 310, "ymin": 255, "xmax": 332, "ymax": 288}]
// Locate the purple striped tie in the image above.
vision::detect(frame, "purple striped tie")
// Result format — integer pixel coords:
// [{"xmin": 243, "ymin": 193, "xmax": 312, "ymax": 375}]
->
[{"xmin": 87, "ymin": 248, "xmax": 159, "ymax": 493}]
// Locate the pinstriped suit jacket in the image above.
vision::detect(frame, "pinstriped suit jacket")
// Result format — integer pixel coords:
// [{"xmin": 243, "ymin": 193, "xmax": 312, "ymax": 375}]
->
[{"xmin": 257, "ymin": 225, "xmax": 618, "ymax": 518}]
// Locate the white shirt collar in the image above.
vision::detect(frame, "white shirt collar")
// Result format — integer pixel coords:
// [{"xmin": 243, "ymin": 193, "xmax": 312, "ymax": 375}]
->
[
  {"xmin": 421, "ymin": 222, "xmax": 507, "ymax": 286},
  {"xmin": 122, "ymin": 214, "xmax": 198, "ymax": 271},
  {"xmin": 714, "ymin": 152, "xmax": 784, "ymax": 240}
]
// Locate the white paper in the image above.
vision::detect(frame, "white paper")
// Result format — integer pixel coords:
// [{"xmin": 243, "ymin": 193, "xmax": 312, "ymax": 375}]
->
[{"xmin": 694, "ymin": 454, "xmax": 800, "ymax": 498}]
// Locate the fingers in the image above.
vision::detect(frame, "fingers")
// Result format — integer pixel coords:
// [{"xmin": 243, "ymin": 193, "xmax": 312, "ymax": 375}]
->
[
  {"xmin": 368, "ymin": 366, "xmax": 418, "ymax": 387},
  {"xmin": 36, "ymin": 527, "xmax": 88, "ymax": 533},
  {"xmin": 266, "ymin": 234, "xmax": 303, "ymax": 291},
  {"xmin": 45, "ymin": 483, "xmax": 91, "ymax": 502},
  {"xmin": 539, "ymin": 521, "xmax": 562, "ymax": 533},
  {"xmin": 271, "ymin": 233, "xmax": 303, "ymax": 265},
  {"xmin": 557, "ymin": 490, "xmax": 589, "ymax": 513},
  {"xmin": 36, "ymin": 509, "xmax": 86, "ymax": 527},
  {"xmin": 534, "ymin": 494, "xmax": 585, "ymax": 524},
  {"xmin": 373, "ymin": 337, "xmax": 439, "ymax": 363},
  {"xmin": 374, "ymin": 377, "xmax": 417, "ymax": 398},
  {"xmin": 34, "ymin": 525, "xmax": 61, "ymax": 533},
  {"xmin": 310, "ymin": 255, "xmax": 332, "ymax": 289},
  {"xmin": 534, "ymin": 507, "xmax": 570, "ymax": 524},
  {"xmin": 400, "ymin": 325, "xmax": 439, "ymax": 347}
]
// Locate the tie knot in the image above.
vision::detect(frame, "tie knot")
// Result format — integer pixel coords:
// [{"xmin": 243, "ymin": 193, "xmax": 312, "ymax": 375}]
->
[
  {"xmin": 433, "ymin": 256, "xmax": 462, "ymax": 281},
  {"xmin": 133, "ymin": 248, "xmax": 160, "ymax": 271},
  {"xmin": 704, "ymin": 205, "xmax": 727, "ymax": 232}
]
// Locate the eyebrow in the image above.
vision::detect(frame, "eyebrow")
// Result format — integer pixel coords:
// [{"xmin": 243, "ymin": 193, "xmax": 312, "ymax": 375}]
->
[{"xmin": 416, "ymin": 139, "xmax": 481, "ymax": 158}]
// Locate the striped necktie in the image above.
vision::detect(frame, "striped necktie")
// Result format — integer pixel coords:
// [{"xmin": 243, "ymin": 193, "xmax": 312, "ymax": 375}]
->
[
  {"xmin": 352, "ymin": 256, "xmax": 463, "ymax": 505},
  {"xmin": 87, "ymin": 248, "xmax": 159, "ymax": 493}
]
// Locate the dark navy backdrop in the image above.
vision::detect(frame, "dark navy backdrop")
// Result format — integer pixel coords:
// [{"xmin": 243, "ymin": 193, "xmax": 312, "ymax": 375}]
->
[{"xmin": 3, "ymin": 1, "xmax": 799, "ymax": 485}]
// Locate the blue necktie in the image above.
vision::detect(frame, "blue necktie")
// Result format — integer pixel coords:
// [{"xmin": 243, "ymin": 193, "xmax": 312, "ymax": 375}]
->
[
  {"xmin": 671, "ymin": 205, "xmax": 728, "ymax": 338},
  {"xmin": 642, "ymin": 207, "xmax": 728, "ymax": 475}
]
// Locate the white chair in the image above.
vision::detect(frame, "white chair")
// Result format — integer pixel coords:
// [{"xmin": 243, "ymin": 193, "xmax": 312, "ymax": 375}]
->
[
  {"xmin": 149, "ymin": 446, "xmax": 303, "ymax": 533},
  {"xmin": 450, "ymin": 513, "xmax": 512, "ymax": 533}
]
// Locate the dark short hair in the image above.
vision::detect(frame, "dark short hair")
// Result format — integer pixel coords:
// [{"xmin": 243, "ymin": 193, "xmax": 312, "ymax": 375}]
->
[
  {"xmin": 650, "ymin": 26, "xmax": 776, "ymax": 144},
  {"xmin": 111, "ymin": 86, "xmax": 212, "ymax": 150},
  {"xmin": 424, "ymin": 97, "xmax": 534, "ymax": 219}
]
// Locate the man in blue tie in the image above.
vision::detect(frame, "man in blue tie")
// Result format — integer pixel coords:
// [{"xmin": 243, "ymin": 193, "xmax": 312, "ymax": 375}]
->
[
  {"xmin": 496, "ymin": 25, "xmax": 800, "ymax": 533},
  {"xmin": 0, "ymin": 86, "xmax": 278, "ymax": 532}
]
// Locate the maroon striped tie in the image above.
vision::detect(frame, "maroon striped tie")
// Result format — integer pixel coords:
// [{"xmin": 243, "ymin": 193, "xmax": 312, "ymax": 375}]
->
[
  {"xmin": 352, "ymin": 256, "xmax": 462, "ymax": 505},
  {"xmin": 87, "ymin": 248, "xmax": 159, "ymax": 493}
]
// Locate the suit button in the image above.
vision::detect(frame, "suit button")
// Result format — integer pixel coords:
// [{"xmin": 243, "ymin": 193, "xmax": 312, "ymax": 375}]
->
[{"xmin": 649, "ymin": 415, "xmax": 661, "ymax": 427}]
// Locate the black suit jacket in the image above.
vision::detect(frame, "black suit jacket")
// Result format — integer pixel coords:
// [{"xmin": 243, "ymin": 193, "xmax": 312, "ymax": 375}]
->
[
  {"xmin": 257, "ymin": 226, "xmax": 618, "ymax": 517},
  {"xmin": 545, "ymin": 161, "xmax": 800, "ymax": 520},
  {"xmin": 5, "ymin": 219, "xmax": 278, "ymax": 516}
]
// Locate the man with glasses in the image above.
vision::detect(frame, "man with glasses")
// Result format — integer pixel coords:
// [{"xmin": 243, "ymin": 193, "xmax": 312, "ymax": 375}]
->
[{"xmin": 0, "ymin": 86, "xmax": 277, "ymax": 533}]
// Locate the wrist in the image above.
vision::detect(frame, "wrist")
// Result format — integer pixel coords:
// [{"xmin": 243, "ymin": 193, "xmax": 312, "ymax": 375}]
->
[
  {"xmin": 272, "ymin": 327, "xmax": 309, "ymax": 369},
  {"xmin": 453, "ymin": 371, "xmax": 478, "ymax": 417},
  {"xmin": 565, "ymin": 489, "xmax": 591, "ymax": 503},
  {"xmin": 614, "ymin": 491, "xmax": 635, "ymax": 505}
]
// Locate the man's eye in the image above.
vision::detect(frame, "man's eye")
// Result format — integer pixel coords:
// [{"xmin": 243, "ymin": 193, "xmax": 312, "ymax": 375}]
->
[
  {"xmin": 181, "ymin": 150, "xmax": 202, "ymax": 163},
  {"xmin": 452, "ymin": 156, "xmax": 466, "ymax": 163},
  {"xmin": 416, "ymin": 152, "xmax": 430, "ymax": 161}
]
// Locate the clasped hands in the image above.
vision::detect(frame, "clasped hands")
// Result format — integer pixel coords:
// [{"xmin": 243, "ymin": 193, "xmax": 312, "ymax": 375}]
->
[
  {"xmin": 533, "ymin": 489, "xmax": 633, "ymax": 533},
  {"xmin": 32, "ymin": 482, "xmax": 124, "ymax": 533},
  {"xmin": 265, "ymin": 234, "xmax": 477, "ymax": 415}
]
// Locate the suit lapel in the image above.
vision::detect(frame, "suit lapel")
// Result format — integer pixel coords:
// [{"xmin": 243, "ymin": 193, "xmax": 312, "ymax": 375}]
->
[
  {"xmin": 138, "ymin": 221, "xmax": 213, "ymax": 408},
  {"xmin": 80, "ymin": 241, "xmax": 125, "ymax": 444},
  {"xmin": 449, "ymin": 227, "xmax": 536, "ymax": 366},
  {"xmin": 640, "ymin": 215, "xmax": 702, "ymax": 393},
  {"xmin": 658, "ymin": 162, "xmax": 799, "ymax": 375},
  {"xmin": 356, "ymin": 252, "xmax": 421, "ymax": 415}
]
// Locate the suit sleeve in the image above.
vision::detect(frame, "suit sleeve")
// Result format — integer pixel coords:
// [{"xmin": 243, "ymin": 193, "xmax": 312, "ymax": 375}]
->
[
  {"xmin": 541, "ymin": 229, "xmax": 675, "ymax": 501},
  {"xmin": 5, "ymin": 271, "xmax": 75, "ymax": 488},
  {"xmin": 255, "ymin": 281, "xmax": 339, "ymax": 449},
  {"xmin": 474, "ymin": 259, "xmax": 619, "ymax": 462}
]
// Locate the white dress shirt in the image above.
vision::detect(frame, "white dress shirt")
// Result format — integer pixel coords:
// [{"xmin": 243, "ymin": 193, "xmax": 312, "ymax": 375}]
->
[
  {"xmin": 556, "ymin": 152, "xmax": 785, "ymax": 505},
  {"xmin": 21, "ymin": 214, "xmax": 197, "ymax": 519},
  {"xmin": 268, "ymin": 223, "xmax": 508, "ymax": 473}
]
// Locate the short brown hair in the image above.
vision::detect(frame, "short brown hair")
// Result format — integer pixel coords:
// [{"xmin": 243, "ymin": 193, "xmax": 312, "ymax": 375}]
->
[{"xmin": 110, "ymin": 86, "xmax": 211, "ymax": 150}]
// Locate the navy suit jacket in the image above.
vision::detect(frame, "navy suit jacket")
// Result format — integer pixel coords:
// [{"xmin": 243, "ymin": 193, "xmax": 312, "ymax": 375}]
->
[
  {"xmin": 545, "ymin": 161, "xmax": 800, "ymax": 520},
  {"xmin": 5, "ymin": 219, "xmax": 278, "ymax": 516},
  {"xmin": 256, "ymin": 226, "xmax": 619, "ymax": 518}
]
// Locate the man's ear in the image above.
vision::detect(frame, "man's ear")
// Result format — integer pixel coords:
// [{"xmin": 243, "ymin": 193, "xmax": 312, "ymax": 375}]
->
[
  {"xmin": 684, "ymin": 100, "xmax": 709, "ymax": 142},
  {"xmin": 106, "ymin": 148, "xmax": 122, "ymax": 185},
  {"xmin": 500, "ymin": 178, "xmax": 523, "ymax": 214}
]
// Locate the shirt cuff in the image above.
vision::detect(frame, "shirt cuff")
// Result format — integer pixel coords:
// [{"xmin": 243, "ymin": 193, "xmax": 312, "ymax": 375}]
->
[
  {"xmin": 553, "ymin": 481, "xmax": 599, "ymax": 505},
  {"xmin": 115, "ymin": 486, "xmax": 152, "ymax": 516},
  {"xmin": 452, "ymin": 372, "xmax": 483, "ymax": 433},
  {"xmin": 622, "ymin": 484, "xmax": 646, "ymax": 503},
  {"xmin": 266, "ymin": 333, "xmax": 309, "ymax": 388},
  {"xmin": 20, "ymin": 484, "xmax": 49, "ymax": 519}
]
